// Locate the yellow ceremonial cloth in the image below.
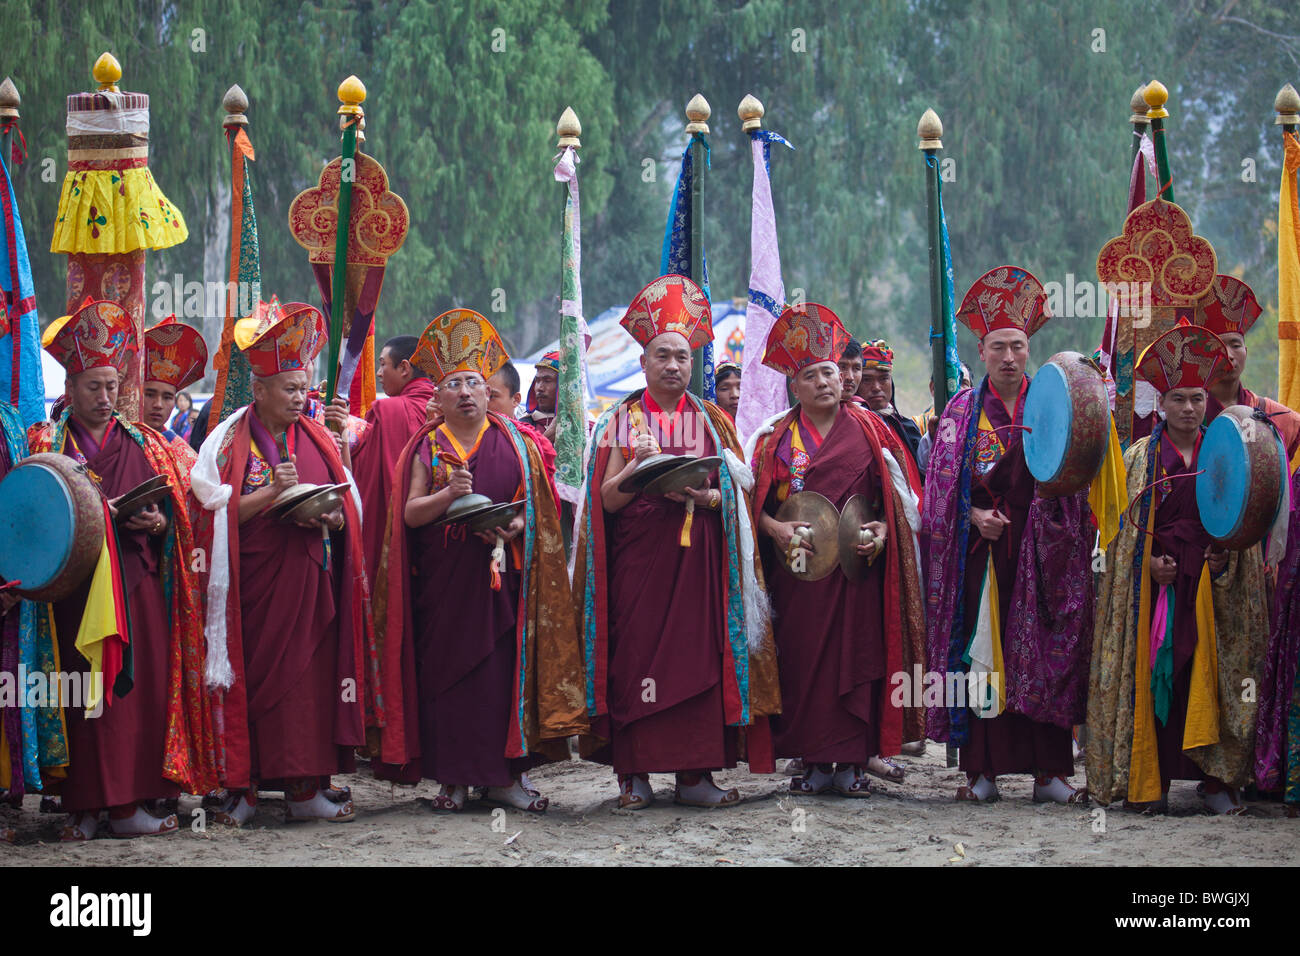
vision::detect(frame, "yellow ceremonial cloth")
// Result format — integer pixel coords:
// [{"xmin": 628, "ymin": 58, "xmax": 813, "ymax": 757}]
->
[
  {"xmin": 50, "ymin": 167, "xmax": 188, "ymax": 254},
  {"xmin": 74, "ymin": 535, "xmax": 119, "ymax": 715},
  {"xmin": 1089, "ymin": 417, "xmax": 1126, "ymax": 551}
]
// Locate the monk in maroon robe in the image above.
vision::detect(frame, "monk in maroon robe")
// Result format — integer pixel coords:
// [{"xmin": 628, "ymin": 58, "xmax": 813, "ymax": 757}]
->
[
  {"xmin": 193, "ymin": 298, "xmax": 370, "ymax": 826},
  {"xmin": 574, "ymin": 275, "xmax": 781, "ymax": 810},
  {"xmin": 924, "ymin": 268, "xmax": 1088, "ymax": 805},
  {"xmin": 327, "ymin": 335, "xmax": 436, "ymax": 587},
  {"xmin": 35, "ymin": 299, "xmax": 218, "ymax": 841},
  {"xmin": 372, "ymin": 310, "xmax": 586, "ymax": 812},
  {"xmin": 751, "ymin": 304, "xmax": 925, "ymax": 797}
]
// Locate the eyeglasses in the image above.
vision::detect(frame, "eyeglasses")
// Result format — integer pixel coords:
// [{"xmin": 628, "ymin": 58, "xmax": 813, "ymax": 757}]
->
[{"xmin": 440, "ymin": 377, "xmax": 486, "ymax": 393}]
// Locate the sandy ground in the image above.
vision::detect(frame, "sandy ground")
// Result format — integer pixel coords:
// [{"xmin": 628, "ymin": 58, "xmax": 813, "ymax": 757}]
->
[{"xmin": 3, "ymin": 747, "xmax": 1299, "ymax": 866}]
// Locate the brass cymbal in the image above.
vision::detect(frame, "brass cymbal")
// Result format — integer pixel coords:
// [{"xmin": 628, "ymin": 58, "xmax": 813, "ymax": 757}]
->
[
  {"xmin": 838, "ymin": 493, "xmax": 880, "ymax": 581},
  {"xmin": 642, "ymin": 456, "xmax": 723, "ymax": 496},
  {"xmin": 617, "ymin": 453, "xmax": 692, "ymax": 494},
  {"xmin": 774, "ymin": 491, "xmax": 839, "ymax": 581}
]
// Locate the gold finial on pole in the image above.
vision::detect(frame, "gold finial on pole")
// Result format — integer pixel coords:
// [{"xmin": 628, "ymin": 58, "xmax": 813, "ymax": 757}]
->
[
  {"xmin": 1129, "ymin": 83, "xmax": 1149, "ymax": 125},
  {"xmin": 738, "ymin": 93, "xmax": 764, "ymax": 132},
  {"xmin": 1143, "ymin": 80, "xmax": 1169, "ymax": 119},
  {"xmin": 92, "ymin": 52, "xmax": 122, "ymax": 92},
  {"xmin": 556, "ymin": 106, "xmax": 581, "ymax": 148},
  {"xmin": 0, "ymin": 77, "xmax": 19, "ymax": 120},
  {"xmin": 1275, "ymin": 83, "xmax": 1300, "ymax": 127},
  {"xmin": 223, "ymin": 84, "xmax": 249, "ymax": 128},
  {"xmin": 917, "ymin": 108, "xmax": 943, "ymax": 150},
  {"xmin": 337, "ymin": 75, "xmax": 366, "ymax": 145},
  {"xmin": 685, "ymin": 93, "xmax": 711, "ymax": 135}
]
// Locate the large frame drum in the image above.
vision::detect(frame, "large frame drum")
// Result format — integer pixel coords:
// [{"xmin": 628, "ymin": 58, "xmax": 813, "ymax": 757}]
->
[
  {"xmin": 1023, "ymin": 351, "xmax": 1111, "ymax": 497},
  {"xmin": 1196, "ymin": 404, "xmax": 1286, "ymax": 551},
  {"xmin": 0, "ymin": 452, "xmax": 105, "ymax": 602}
]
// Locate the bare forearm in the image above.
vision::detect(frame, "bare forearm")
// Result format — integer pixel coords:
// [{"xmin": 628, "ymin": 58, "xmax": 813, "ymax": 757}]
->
[
  {"xmin": 238, "ymin": 486, "xmax": 279, "ymax": 525},
  {"xmin": 405, "ymin": 486, "xmax": 457, "ymax": 527}
]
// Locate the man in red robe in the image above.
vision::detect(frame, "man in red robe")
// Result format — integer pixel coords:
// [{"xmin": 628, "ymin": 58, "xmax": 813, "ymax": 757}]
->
[
  {"xmin": 370, "ymin": 310, "xmax": 586, "ymax": 812},
  {"xmin": 191, "ymin": 297, "xmax": 371, "ymax": 826},
  {"xmin": 140, "ymin": 315, "xmax": 207, "ymax": 485},
  {"xmin": 573, "ymin": 275, "xmax": 781, "ymax": 809},
  {"xmin": 750, "ymin": 304, "xmax": 926, "ymax": 797},
  {"xmin": 1191, "ymin": 275, "xmax": 1300, "ymax": 462},
  {"xmin": 326, "ymin": 334, "xmax": 436, "ymax": 589},
  {"xmin": 523, "ymin": 350, "xmax": 560, "ymax": 440},
  {"xmin": 923, "ymin": 267, "xmax": 1093, "ymax": 805},
  {"xmin": 34, "ymin": 299, "xmax": 217, "ymax": 840}
]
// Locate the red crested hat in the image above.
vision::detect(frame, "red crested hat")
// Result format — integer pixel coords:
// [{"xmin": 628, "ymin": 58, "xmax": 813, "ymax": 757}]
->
[
  {"xmin": 762, "ymin": 302, "xmax": 852, "ymax": 377},
  {"xmin": 620, "ymin": 275, "xmax": 712, "ymax": 349},
  {"xmin": 144, "ymin": 315, "xmax": 208, "ymax": 390},
  {"xmin": 410, "ymin": 309, "xmax": 510, "ymax": 383},
  {"xmin": 1135, "ymin": 325, "xmax": 1228, "ymax": 392},
  {"xmin": 1191, "ymin": 275, "xmax": 1261, "ymax": 338},
  {"xmin": 957, "ymin": 266, "xmax": 1051, "ymax": 340},
  {"xmin": 42, "ymin": 297, "xmax": 137, "ymax": 375},
  {"xmin": 233, "ymin": 296, "xmax": 327, "ymax": 378},
  {"xmin": 860, "ymin": 338, "xmax": 894, "ymax": 369}
]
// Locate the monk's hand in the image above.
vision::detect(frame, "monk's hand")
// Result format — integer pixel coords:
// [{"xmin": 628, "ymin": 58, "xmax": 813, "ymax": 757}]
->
[
  {"xmin": 0, "ymin": 586, "xmax": 19, "ymax": 616},
  {"xmin": 632, "ymin": 432, "xmax": 660, "ymax": 463},
  {"xmin": 544, "ymin": 417, "xmax": 558, "ymax": 443},
  {"xmin": 972, "ymin": 507, "xmax": 1011, "ymax": 541},
  {"xmin": 473, "ymin": 513, "xmax": 522, "ymax": 545},
  {"xmin": 105, "ymin": 494, "xmax": 122, "ymax": 520},
  {"xmin": 857, "ymin": 520, "xmax": 888, "ymax": 557},
  {"xmin": 425, "ymin": 394, "xmax": 440, "ymax": 421},
  {"xmin": 1205, "ymin": 545, "xmax": 1228, "ymax": 576},
  {"xmin": 124, "ymin": 502, "xmax": 163, "ymax": 534},
  {"xmin": 271, "ymin": 455, "xmax": 298, "ymax": 495},
  {"xmin": 668, "ymin": 485, "xmax": 713, "ymax": 506},
  {"xmin": 448, "ymin": 467, "xmax": 474, "ymax": 499},
  {"xmin": 303, "ymin": 507, "xmax": 343, "ymax": 532},
  {"xmin": 323, "ymin": 396, "xmax": 350, "ymax": 432},
  {"xmin": 770, "ymin": 519, "xmax": 812, "ymax": 554},
  {"xmin": 1151, "ymin": 554, "xmax": 1178, "ymax": 587}
]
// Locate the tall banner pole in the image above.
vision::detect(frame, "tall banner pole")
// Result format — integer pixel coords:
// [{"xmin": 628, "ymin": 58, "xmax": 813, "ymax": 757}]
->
[
  {"xmin": 51, "ymin": 53, "xmax": 189, "ymax": 421},
  {"xmin": 1129, "ymin": 83, "xmax": 1149, "ymax": 166},
  {"xmin": 290, "ymin": 75, "xmax": 408, "ymax": 425},
  {"xmin": 1275, "ymin": 83, "xmax": 1300, "ymax": 412},
  {"xmin": 0, "ymin": 75, "xmax": 44, "ymax": 426},
  {"xmin": 734, "ymin": 93, "xmax": 793, "ymax": 443},
  {"xmin": 920, "ymin": 108, "xmax": 951, "ymax": 418},
  {"xmin": 1146, "ymin": 80, "xmax": 1175, "ymax": 202},
  {"xmin": 552, "ymin": 106, "xmax": 590, "ymax": 511},
  {"xmin": 208, "ymin": 84, "xmax": 262, "ymax": 429},
  {"xmin": 686, "ymin": 94, "xmax": 710, "ymax": 398}
]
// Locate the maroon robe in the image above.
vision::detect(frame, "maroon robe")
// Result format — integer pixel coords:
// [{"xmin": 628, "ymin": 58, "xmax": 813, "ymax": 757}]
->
[
  {"xmin": 238, "ymin": 416, "xmax": 348, "ymax": 780},
  {"xmin": 407, "ymin": 424, "xmax": 535, "ymax": 786},
  {"xmin": 594, "ymin": 395, "xmax": 736, "ymax": 774},
  {"xmin": 959, "ymin": 386, "xmax": 1074, "ymax": 777},
  {"xmin": 1149, "ymin": 430, "xmax": 1210, "ymax": 787},
  {"xmin": 351, "ymin": 377, "xmax": 437, "ymax": 587},
  {"xmin": 763, "ymin": 409, "xmax": 886, "ymax": 763},
  {"xmin": 53, "ymin": 417, "xmax": 178, "ymax": 812}
]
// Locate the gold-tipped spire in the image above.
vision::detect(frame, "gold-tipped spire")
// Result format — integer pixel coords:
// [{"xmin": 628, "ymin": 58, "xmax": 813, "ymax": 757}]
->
[
  {"xmin": 1275, "ymin": 83, "xmax": 1300, "ymax": 127},
  {"xmin": 917, "ymin": 108, "xmax": 943, "ymax": 149},
  {"xmin": 337, "ymin": 75, "xmax": 366, "ymax": 117},
  {"xmin": 0, "ymin": 77, "xmax": 19, "ymax": 120},
  {"xmin": 93, "ymin": 52, "xmax": 122, "ymax": 92},
  {"xmin": 1143, "ymin": 80, "xmax": 1169, "ymax": 119},
  {"xmin": 738, "ymin": 93, "xmax": 764, "ymax": 132},
  {"xmin": 685, "ymin": 93, "xmax": 711, "ymax": 135},
  {"xmin": 223, "ymin": 84, "xmax": 249, "ymax": 128},
  {"xmin": 556, "ymin": 106, "xmax": 581, "ymax": 148},
  {"xmin": 1129, "ymin": 83, "xmax": 1149, "ymax": 124}
]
